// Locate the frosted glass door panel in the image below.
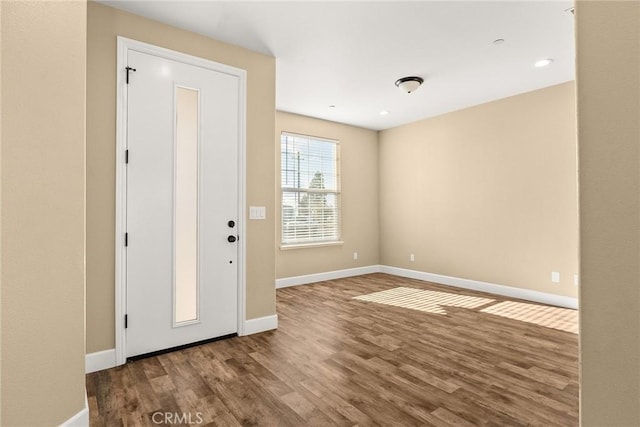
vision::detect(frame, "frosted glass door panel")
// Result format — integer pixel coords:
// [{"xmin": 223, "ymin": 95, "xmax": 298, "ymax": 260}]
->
[{"xmin": 174, "ymin": 86, "xmax": 199, "ymax": 325}]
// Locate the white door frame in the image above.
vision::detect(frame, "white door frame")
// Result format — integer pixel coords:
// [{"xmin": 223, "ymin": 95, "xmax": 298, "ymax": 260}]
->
[{"xmin": 115, "ymin": 36, "xmax": 247, "ymax": 366}]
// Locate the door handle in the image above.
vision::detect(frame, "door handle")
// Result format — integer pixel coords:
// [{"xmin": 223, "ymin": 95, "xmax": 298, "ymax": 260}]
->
[{"xmin": 227, "ymin": 235, "xmax": 237, "ymax": 243}]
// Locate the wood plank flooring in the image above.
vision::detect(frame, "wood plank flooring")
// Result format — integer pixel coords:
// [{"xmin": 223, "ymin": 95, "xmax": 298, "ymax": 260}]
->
[{"xmin": 87, "ymin": 273, "xmax": 578, "ymax": 426}]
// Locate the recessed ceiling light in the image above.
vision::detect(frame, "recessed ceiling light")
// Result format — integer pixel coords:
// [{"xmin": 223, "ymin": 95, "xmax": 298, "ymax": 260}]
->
[
  {"xmin": 535, "ymin": 58, "xmax": 554, "ymax": 68},
  {"xmin": 493, "ymin": 38, "xmax": 505, "ymax": 45},
  {"xmin": 380, "ymin": 110, "xmax": 389, "ymax": 116}
]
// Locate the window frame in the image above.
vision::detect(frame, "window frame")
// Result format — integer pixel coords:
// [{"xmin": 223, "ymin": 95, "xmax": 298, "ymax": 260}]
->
[{"xmin": 280, "ymin": 132, "xmax": 342, "ymax": 248}]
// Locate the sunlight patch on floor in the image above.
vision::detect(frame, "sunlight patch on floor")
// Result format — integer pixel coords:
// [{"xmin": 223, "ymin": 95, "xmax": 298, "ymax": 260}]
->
[
  {"xmin": 352, "ymin": 287, "xmax": 495, "ymax": 315},
  {"xmin": 480, "ymin": 301, "xmax": 578, "ymax": 334}
]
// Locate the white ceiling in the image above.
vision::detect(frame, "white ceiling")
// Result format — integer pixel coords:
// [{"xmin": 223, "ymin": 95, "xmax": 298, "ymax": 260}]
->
[{"xmin": 99, "ymin": 1, "xmax": 576, "ymax": 131}]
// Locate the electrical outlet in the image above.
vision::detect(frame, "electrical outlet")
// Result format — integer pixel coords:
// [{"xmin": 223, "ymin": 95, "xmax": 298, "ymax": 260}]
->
[
  {"xmin": 574, "ymin": 274, "xmax": 579, "ymax": 286},
  {"xmin": 353, "ymin": 252, "xmax": 358, "ymax": 260},
  {"xmin": 551, "ymin": 271, "xmax": 560, "ymax": 283},
  {"xmin": 410, "ymin": 253, "xmax": 415, "ymax": 262}
]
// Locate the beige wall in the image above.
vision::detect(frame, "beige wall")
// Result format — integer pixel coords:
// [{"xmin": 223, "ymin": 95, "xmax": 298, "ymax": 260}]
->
[
  {"xmin": 577, "ymin": 1, "xmax": 640, "ymax": 425},
  {"xmin": 1, "ymin": 1, "xmax": 3, "ymax": 421},
  {"xmin": 87, "ymin": 2, "xmax": 276, "ymax": 354},
  {"xmin": 1, "ymin": 1, "xmax": 87, "ymax": 424},
  {"xmin": 379, "ymin": 82, "xmax": 579, "ymax": 298},
  {"xmin": 275, "ymin": 112, "xmax": 379, "ymax": 278}
]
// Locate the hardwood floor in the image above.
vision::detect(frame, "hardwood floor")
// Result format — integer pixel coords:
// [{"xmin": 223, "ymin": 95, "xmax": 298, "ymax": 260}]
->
[{"xmin": 87, "ymin": 273, "xmax": 579, "ymax": 426}]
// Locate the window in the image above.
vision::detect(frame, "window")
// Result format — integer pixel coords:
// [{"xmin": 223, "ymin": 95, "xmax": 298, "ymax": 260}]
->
[{"xmin": 281, "ymin": 132, "xmax": 340, "ymax": 246}]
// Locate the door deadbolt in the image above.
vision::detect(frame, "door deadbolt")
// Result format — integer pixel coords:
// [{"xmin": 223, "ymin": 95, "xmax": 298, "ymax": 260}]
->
[
  {"xmin": 228, "ymin": 220, "xmax": 236, "ymax": 228},
  {"xmin": 227, "ymin": 235, "xmax": 237, "ymax": 243}
]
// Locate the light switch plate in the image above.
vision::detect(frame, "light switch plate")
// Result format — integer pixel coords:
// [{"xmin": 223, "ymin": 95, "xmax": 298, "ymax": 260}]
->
[{"xmin": 249, "ymin": 206, "xmax": 266, "ymax": 220}]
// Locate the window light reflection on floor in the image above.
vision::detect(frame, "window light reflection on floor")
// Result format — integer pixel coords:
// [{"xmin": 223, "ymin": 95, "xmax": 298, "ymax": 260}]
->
[
  {"xmin": 352, "ymin": 287, "xmax": 495, "ymax": 315},
  {"xmin": 480, "ymin": 301, "xmax": 578, "ymax": 334},
  {"xmin": 353, "ymin": 287, "xmax": 578, "ymax": 334}
]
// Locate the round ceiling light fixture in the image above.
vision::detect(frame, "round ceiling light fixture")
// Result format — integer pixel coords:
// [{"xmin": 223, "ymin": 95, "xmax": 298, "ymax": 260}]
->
[{"xmin": 395, "ymin": 76, "xmax": 424, "ymax": 94}]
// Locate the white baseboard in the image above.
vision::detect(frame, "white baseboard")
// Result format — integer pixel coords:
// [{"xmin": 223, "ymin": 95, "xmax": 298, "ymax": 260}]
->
[
  {"xmin": 242, "ymin": 314, "xmax": 278, "ymax": 335},
  {"xmin": 86, "ymin": 348, "xmax": 117, "ymax": 374},
  {"xmin": 380, "ymin": 265, "xmax": 578, "ymax": 309},
  {"xmin": 276, "ymin": 265, "xmax": 382, "ymax": 289},
  {"xmin": 275, "ymin": 264, "xmax": 577, "ymax": 309},
  {"xmin": 59, "ymin": 390, "xmax": 89, "ymax": 427}
]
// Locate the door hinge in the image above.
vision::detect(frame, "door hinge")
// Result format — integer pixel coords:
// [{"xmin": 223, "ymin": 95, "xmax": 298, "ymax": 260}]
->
[
  {"xmin": 125, "ymin": 149, "xmax": 129, "ymax": 164},
  {"xmin": 125, "ymin": 66, "xmax": 137, "ymax": 84},
  {"xmin": 125, "ymin": 232, "xmax": 128, "ymax": 247},
  {"xmin": 125, "ymin": 314, "xmax": 128, "ymax": 329}
]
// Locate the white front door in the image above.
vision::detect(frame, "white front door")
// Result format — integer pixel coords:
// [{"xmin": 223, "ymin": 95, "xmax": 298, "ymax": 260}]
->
[{"xmin": 125, "ymin": 49, "xmax": 240, "ymax": 358}]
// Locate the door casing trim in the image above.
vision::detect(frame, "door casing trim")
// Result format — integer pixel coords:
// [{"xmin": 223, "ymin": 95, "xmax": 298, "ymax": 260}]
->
[{"xmin": 115, "ymin": 36, "xmax": 247, "ymax": 366}]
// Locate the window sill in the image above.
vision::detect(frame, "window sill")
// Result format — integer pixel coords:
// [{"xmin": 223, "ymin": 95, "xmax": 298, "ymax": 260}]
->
[{"xmin": 280, "ymin": 241, "xmax": 344, "ymax": 250}]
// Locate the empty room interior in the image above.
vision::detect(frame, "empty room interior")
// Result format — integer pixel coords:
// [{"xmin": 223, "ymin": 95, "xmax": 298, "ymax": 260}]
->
[{"xmin": 1, "ymin": 1, "xmax": 640, "ymax": 426}]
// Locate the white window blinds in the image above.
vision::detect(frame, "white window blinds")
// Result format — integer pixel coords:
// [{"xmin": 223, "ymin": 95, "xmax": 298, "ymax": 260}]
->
[{"xmin": 281, "ymin": 132, "xmax": 340, "ymax": 245}]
